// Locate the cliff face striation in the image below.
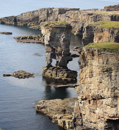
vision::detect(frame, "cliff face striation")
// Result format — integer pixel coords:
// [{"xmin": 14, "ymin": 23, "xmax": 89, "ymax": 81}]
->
[{"xmin": 73, "ymin": 48, "xmax": 119, "ymax": 130}]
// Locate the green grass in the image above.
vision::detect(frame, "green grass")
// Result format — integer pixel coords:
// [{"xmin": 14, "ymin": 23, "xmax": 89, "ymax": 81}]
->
[
  {"xmin": 90, "ymin": 21, "xmax": 119, "ymax": 29},
  {"xmin": 40, "ymin": 21, "xmax": 72, "ymax": 29},
  {"xmin": 84, "ymin": 42, "xmax": 119, "ymax": 53}
]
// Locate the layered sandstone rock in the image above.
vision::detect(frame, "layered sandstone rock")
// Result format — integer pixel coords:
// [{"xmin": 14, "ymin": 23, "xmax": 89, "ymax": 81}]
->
[
  {"xmin": 82, "ymin": 22, "xmax": 119, "ymax": 45},
  {"xmin": 73, "ymin": 48, "xmax": 119, "ymax": 130}
]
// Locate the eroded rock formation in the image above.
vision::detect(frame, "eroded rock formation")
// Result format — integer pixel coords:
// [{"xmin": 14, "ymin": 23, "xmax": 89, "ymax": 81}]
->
[
  {"xmin": 41, "ymin": 21, "xmax": 77, "ymax": 82},
  {"xmin": 73, "ymin": 48, "xmax": 119, "ymax": 130}
]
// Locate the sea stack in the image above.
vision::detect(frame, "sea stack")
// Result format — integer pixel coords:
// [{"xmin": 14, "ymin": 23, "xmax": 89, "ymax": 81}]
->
[{"xmin": 40, "ymin": 21, "xmax": 77, "ymax": 82}]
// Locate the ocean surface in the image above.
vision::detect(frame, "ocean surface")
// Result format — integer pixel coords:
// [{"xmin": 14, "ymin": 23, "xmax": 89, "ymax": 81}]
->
[{"xmin": 0, "ymin": 0, "xmax": 119, "ymax": 130}]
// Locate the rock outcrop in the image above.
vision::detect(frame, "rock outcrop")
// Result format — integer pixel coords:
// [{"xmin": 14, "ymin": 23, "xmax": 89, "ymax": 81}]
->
[
  {"xmin": 3, "ymin": 70, "xmax": 34, "ymax": 79},
  {"xmin": 104, "ymin": 4, "xmax": 119, "ymax": 11},
  {"xmin": 73, "ymin": 48, "xmax": 119, "ymax": 130},
  {"xmin": 14, "ymin": 34, "xmax": 44, "ymax": 44},
  {"xmin": 36, "ymin": 98, "xmax": 78, "ymax": 130},
  {"xmin": 1, "ymin": 5, "xmax": 119, "ymax": 35},
  {"xmin": 42, "ymin": 66, "xmax": 77, "ymax": 83}
]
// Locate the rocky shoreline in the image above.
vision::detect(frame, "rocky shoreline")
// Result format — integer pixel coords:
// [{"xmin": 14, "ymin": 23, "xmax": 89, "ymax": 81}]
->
[{"xmin": 1, "ymin": 3, "xmax": 119, "ymax": 130}]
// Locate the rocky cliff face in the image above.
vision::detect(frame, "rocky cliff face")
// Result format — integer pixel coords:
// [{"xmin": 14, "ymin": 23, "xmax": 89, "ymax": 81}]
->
[
  {"xmin": 82, "ymin": 24, "xmax": 119, "ymax": 45},
  {"xmin": 1, "ymin": 7, "xmax": 119, "ymax": 35},
  {"xmin": 93, "ymin": 28, "xmax": 119, "ymax": 43},
  {"xmin": 73, "ymin": 48, "xmax": 119, "ymax": 130}
]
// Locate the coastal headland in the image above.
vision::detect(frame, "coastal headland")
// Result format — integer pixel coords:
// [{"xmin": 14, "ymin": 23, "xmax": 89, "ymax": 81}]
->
[{"xmin": 1, "ymin": 3, "xmax": 119, "ymax": 130}]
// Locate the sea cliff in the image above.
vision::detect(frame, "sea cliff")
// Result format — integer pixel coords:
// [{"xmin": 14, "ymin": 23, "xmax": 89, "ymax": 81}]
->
[
  {"xmin": 73, "ymin": 48, "xmax": 119, "ymax": 130},
  {"xmin": 1, "ymin": 5, "xmax": 119, "ymax": 35}
]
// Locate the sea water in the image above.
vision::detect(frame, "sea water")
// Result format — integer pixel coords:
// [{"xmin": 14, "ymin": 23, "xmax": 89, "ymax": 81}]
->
[{"xmin": 0, "ymin": 0, "xmax": 119, "ymax": 130}]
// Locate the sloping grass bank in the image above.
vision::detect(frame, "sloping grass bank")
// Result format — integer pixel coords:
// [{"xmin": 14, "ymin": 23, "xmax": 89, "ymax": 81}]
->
[
  {"xmin": 84, "ymin": 42, "xmax": 119, "ymax": 53},
  {"xmin": 90, "ymin": 21, "xmax": 119, "ymax": 29}
]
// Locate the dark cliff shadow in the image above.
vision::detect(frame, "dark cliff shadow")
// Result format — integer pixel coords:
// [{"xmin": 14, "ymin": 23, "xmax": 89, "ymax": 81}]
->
[
  {"xmin": 44, "ymin": 85, "xmax": 69, "ymax": 100},
  {"xmin": 106, "ymin": 119, "xmax": 119, "ymax": 130}
]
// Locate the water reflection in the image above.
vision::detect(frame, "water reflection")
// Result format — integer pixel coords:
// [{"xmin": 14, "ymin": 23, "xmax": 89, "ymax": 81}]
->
[
  {"xmin": 44, "ymin": 85, "xmax": 69, "ymax": 100},
  {"xmin": 70, "ymin": 35, "xmax": 83, "ymax": 53}
]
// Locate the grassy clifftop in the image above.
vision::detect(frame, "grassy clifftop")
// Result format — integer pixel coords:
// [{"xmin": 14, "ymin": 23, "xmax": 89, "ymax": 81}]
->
[
  {"xmin": 90, "ymin": 21, "xmax": 119, "ymax": 29},
  {"xmin": 84, "ymin": 42, "xmax": 119, "ymax": 53}
]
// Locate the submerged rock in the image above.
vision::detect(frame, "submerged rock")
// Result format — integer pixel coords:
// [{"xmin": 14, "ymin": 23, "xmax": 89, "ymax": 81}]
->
[
  {"xmin": 14, "ymin": 34, "xmax": 44, "ymax": 44},
  {"xmin": 0, "ymin": 32, "xmax": 12, "ymax": 35},
  {"xmin": 36, "ymin": 98, "xmax": 78, "ymax": 130},
  {"xmin": 34, "ymin": 53, "xmax": 42, "ymax": 56},
  {"xmin": 3, "ymin": 74, "xmax": 12, "ymax": 77},
  {"xmin": 3, "ymin": 70, "xmax": 34, "ymax": 79}
]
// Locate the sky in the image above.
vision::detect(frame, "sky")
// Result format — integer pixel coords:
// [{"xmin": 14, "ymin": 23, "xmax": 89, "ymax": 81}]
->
[{"xmin": 0, "ymin": 0, "xmax": 119, "ymax": 17}]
